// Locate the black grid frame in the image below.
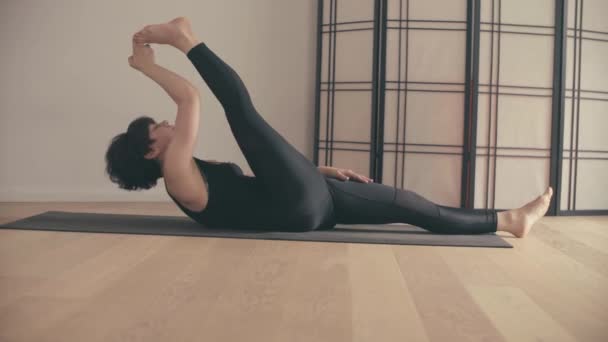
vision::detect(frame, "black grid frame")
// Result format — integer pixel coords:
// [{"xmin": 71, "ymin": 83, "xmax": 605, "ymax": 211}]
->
[
  {"xmin": 313, "ymin": 0, "xmax": 608, "ymax": 216},
  {"xmin": 382, "ymin": 1, "xmax": 473, "ymax": 210},
  {"xmin": 473, "ymin": 0, "xmax": 557, "ymax": 214},
  {"xmin": 559, "ymin": 0, "xmax": 608, "ymax": 215},
  {"xmin": 314, "ymin": 0, "xmax": 381, "ymax": 179}
]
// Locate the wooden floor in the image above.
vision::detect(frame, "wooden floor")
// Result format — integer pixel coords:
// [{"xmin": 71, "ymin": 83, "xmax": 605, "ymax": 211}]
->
[{"xmin": 0, "ymin": 202, "xmax": 606, "ymax": 342}]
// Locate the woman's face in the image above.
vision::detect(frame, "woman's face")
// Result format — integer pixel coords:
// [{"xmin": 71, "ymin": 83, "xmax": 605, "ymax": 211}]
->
[
  {"xmin": 149, "ymin": 120, "xmax": 174, "ymax": 139},
  {"xmin": 145, "ymin": 119, "xmax": 175, "ymax": 160}
]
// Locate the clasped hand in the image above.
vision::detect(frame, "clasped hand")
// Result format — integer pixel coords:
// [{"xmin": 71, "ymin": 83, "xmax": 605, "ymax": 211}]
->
[
  {"xmin": 128, "ymin": 35, "xmax": 156, "ymax": 71},
  {"xmin": 318, "ymin": 166, "xmax": 374, "ymax": 183}
]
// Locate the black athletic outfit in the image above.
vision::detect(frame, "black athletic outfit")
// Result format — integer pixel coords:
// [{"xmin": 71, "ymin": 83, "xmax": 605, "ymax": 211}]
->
[{"xmin": 166, "ymin": 42, "xmax": 498, "ymax": 234}]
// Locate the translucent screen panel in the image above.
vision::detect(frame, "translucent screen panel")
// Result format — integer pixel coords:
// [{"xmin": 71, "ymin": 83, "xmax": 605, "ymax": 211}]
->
[
  {"xmin": 561, "ymin": 97, "xmax": 608, "ymax": 210},
  {"xmin": 383, "ymin": 152, "xmax": 464, "ymax": 206},
  {"xmin": 561, "ymin": 0, "xmax": 608, "ymax": 211},
  {"xmin": 474, "ymin": 94, "xmax": 553, "ymax": 209},
  {"xmin": 474, "ymin": 0, "xmax": 554, "ymax": 210},
  {"xmin": 326, "ymin": 0, "xmax": 374, "ymax": 23},
  {"xmin": 383, "ymin": 0, "xmax": 467, "ymax": 207},
  {"xmin": 318, "ymin": 90, "xmax": 373, "ymax": 175},
  {"xmin": 387, "ymin": 0, "xmax": 466, "ymax": 21},
  {"xmin": 318, "ymin": 0, "xmax": 375, "ymax": 171}
]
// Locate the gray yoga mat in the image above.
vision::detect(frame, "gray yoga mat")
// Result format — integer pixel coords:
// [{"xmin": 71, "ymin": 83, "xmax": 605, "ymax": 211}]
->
[{"xmin": 0, "ymin": 211, "xmax": 512, "ymax": 248}]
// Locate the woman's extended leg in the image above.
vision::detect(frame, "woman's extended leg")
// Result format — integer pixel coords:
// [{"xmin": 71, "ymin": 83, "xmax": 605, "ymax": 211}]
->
[
  {"xmin": 325, "ymin": 178, "xmax": 497, "ymax": 234},
  {"xmin": 325, "ymin": 178, "xmax": 553, "ymax": 237}
]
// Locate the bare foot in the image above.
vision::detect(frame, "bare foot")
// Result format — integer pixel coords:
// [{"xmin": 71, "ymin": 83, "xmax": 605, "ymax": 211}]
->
[
  {"xmin": 133, "ymin": 17, "xmax": 195, "ymax": 47},
  {"xmin": 508, "ymin": 186, "xmax": 553, "ymax": 238}
]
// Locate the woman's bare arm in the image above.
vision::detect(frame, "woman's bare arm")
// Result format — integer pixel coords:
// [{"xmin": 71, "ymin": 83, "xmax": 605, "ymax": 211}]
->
[{"xmin": 140, "ymin": 63, "xmax": 199, "ymax": 104}]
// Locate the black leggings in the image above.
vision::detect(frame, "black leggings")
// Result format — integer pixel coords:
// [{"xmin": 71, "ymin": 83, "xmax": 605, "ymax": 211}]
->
[{"xmin": 186, "ymin": 42, "xmax": 498, "ymax": 234}]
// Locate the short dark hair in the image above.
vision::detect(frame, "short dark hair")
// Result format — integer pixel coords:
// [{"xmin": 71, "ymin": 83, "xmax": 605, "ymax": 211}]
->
[{"xmin": 105, "ymin": 115, "xmax": 162, "ymax": 191}]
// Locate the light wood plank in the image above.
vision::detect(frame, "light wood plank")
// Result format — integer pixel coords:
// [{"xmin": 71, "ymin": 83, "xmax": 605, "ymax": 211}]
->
[
  {"xmin": 0, "ymin": 296, "xmax": 84, "ymax": 342},
  {"xmin": 349, "ymin": 244, "xmax": 427, "ymax": 341},
  {"xmin": 22, "ymin": 235, "xmax": 179, "ymax": 299},
  {"xmin": 392, "ymin": 246, "xmax": 506, "ymax": 341},
  {"xmin": 22, "ymin": 235, "xmax": 220, "ymax": 342},
  {"xmin": 486, "ymin": 225, "xmax": 608, "ymax": 341},
  {"xmin": 467, "ymin": 285, "xmax": 579, "ymax": 342}
]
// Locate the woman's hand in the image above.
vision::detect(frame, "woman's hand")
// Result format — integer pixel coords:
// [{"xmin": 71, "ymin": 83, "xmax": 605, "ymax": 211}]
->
[
  {"xmin": 318, "ymin": 166, "xmax": 374, "ymax": 183},
  {"xmin": 128, "ymin": 36, "xmax": 156, "ymax": 72}
]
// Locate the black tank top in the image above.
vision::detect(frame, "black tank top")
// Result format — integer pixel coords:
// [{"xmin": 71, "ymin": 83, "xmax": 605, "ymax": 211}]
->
[{"xmin": 165, "ymin": 157, "xmax": 265, "ymax": 227}]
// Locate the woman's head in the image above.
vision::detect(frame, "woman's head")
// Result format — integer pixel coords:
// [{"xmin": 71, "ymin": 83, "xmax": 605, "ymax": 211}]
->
[{"xmin": 105, "ymin": 115, "xmax": 175, "ymax": 191}]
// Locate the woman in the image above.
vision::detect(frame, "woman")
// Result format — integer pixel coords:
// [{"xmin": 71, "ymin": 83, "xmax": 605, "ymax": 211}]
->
[{"xmin": 106, "ymin": 17, "xmax": 552, "ymax": 238}]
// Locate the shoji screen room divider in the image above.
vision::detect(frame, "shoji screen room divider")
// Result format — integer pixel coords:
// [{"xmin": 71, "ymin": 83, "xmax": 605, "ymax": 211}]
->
[{"xmin": 313, "ymin": 0, "xmax": 607, "ymax": 216}]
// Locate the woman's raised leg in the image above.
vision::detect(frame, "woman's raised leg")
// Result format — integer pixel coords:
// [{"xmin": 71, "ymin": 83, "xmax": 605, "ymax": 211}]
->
[{"xmin": 185, "ymin": 42, "xmax": 335, "ymax": 227}]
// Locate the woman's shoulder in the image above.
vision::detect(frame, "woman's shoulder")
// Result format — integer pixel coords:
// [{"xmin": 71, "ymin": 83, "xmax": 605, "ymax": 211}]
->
[{"xmin": 164, "ymin": 156, "xmax": 209, "ymax": 212}]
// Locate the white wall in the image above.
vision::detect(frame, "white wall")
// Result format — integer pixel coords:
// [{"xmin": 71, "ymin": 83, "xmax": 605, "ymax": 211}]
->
[{"xmin": 0, "ymin": 0, "xmax": 319, "ymax": 202}]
